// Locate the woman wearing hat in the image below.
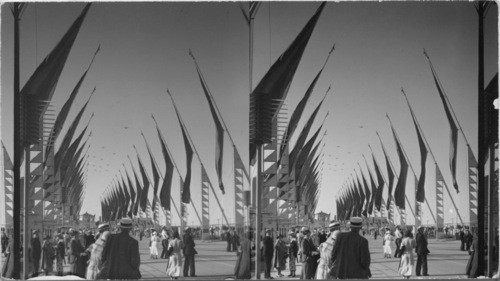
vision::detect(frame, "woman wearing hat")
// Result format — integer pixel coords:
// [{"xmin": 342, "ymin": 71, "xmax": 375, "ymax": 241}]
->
[
  {"xmin": 166, "ymin": 230, "xmax": 184, "ymax": 279},
  {"xmin": 287, "ymin": 231, "xmax": 298, "ymax": 277},
  {"xmin": 383, "ymin": 230, "xmax": 394, "ymax": 258},
  {"xmin": 85, "ymin": 231, "xmax": 110, "ymax": 279},
  {"xmin": 398, "ymin": 229, "xmax": 416, "ymax": 279}
]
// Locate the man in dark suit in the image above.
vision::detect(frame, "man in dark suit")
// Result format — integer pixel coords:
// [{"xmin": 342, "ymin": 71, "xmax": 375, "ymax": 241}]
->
[
  {"xmin": 415, "ymin": 226, "xmax": 429, "ymax": 276},
  {"xmin": 301, "ymin": 227, "xmax": 319, "ymax": 279},
  {"xmin": 183, "ymin": 227, "xmax": 197, "ymax": 277},
  {"xmin": 30, "ymin": 229, "xmax": 42, "ymax": 277},
  {"xmin": 330, "ymin": 217, "xmax": 371, "ymax": 279},
  {"xmin": 99, "ymin": 217, "xmax": 141, "ymax": 279},
  {"xmin": 262, "ymin": 229, "xmax": 274, "ymax": 279}
]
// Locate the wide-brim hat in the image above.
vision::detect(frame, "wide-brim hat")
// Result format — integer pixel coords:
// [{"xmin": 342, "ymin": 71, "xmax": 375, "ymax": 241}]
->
[
  {"xmin": 300, "ymin": 227, "xmax": 310, "ymax": 233},
  {"xmin": 385, "ymin": 231, "xmax": 391, "ymax": 235},
  {"xmin": 418, "ymin": 225, "xmax": 424, "ymax": 230},
  {"xmin": 288, "ymin": 231, "xmax": 296, "ymax": 238},
  {"xmin": 185, "ymin": 227, "xmax": 191, "ymax": 231},
  {"xmin": 98, "ymin": 223, "xmax": 110, "ymax": 231},
  {"xmin": 119, "ymin": 217, "xmax": 133, "ymax": 229},
  {"xmin": 329, "ymin": 221, "xmax": 340, "ymax": 229},
  {"xmin": 349, "ymin": 217, "xmax": 363, "ymax": 228}
]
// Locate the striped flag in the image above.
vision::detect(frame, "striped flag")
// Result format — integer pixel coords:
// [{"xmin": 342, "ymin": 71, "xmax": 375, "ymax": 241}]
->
[{"xmin": 250, "ymin": 2, "xmax": 326, "ymax": 163}]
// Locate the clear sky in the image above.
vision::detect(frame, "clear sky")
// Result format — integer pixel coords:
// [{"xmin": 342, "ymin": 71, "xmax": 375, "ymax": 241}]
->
[{"xmin": 1, "ymin": 1, "xmax": 498, "ymax": 225}]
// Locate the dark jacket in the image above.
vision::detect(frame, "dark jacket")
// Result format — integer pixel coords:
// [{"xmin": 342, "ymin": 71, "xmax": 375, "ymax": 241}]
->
[
  {"xmin": 183, "ymin": 233, "xmax": 196, "ymax": 256},
  {"xmin": 30, "ymin": 236, "xmax": 42, "ymax": 261},
  {"xmin": 331, "ymin": 231, "xmax": 371, "ymax": 279},
  {"xmin": 415, "ymin": 232, "xmax": 429, "ymax": 255},
  {"xmin": 262, "ymin": 236, "xmax": 274, "ymax": 258},
  {"xmin": 99, "ymin": 232, "xmax": 141, "ymax": 279}
]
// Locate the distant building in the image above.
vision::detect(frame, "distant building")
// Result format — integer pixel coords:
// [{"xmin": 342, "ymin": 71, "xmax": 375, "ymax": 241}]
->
[
  {"xmin": 315, "ymin": 211, "xmax": 330, "ymax": 227},
  {"xmin": 80, "ymin": 212, "xmax": 96, "ymax": 229}
]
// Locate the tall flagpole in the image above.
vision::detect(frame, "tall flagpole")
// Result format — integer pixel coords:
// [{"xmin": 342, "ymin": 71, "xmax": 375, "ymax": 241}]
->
[{"xmin": 166, "ymin": 90, "xmax": 230, "ymax": 227}]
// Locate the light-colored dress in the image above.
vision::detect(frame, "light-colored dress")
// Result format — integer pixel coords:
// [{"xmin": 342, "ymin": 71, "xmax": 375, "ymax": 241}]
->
[
  {"xmin": 316, "ymin": 235, "xmax": 335, "ymax": 280},
  {"xmin": 85, "ymin": 239, "xmax": 105, "ymax": 279},
  {"xmin": 150, "ymin": 235, "xmax": 160, "ymax": 256},
  {"xmin": 383, "ymin": 234, "xmax": 394, "ymax": 255},
  {"xmin": 398, "ymin": 237, "xmax": 416, "ymax": 277},
  {"xmin": 166, "ymin": 238, "xmax": 184, "ymax": 277}
]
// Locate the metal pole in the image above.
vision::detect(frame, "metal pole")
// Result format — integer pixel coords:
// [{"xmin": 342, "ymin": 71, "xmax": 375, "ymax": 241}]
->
[
  {"xmin": 23, "ymin": 167, "xmax": 30, "ymax": 279},
  {"xmin": 477, "ymin": 2, "xmax": 486, "ymax": 276},
  {"xmin": 487, "ymin": 144, "xmax": 495, "ymax": 277},
  {"xmin": 255, "ymin": 144, "xmax": 263, "ymax": 279},
  {"xmin": 13, "ymin": 3, "xmax": 21, "ymax": 279}
]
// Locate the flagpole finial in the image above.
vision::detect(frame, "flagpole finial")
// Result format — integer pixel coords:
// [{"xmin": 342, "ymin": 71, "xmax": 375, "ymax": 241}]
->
[{"xmin": 423, "ymin": 48, "xmax": 429, "ymax": 60}]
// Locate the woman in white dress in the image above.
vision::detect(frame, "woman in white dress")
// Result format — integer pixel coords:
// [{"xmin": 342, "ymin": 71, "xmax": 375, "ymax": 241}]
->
[
  {"xmin": 383, "ymin": 230, "xmax": 394, "ymax": 258},
  {"xmin": 398, "ymin": 229, "xmax": 416, "ymax": 279},
  {"xmin": 166, "ymin": 231, "xmax": 184, "ymax": 279},
  {"xmin": 150, "ymin": 231, "xmax": 160, "ymax": 259}
]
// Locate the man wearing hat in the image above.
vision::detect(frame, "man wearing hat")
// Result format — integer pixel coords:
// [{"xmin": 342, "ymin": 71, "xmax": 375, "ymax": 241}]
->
[
  {"xmin": 96, "ymin": 223, "xmax": 110, "ymax": 240},
  {"xmin": 99, "ymin": 217, "xmax": 141, "ymax": 279},
  {"xmin": 287, "ymin": 231, "xmax": 298, "ymax": 277},
  {"xmin": 68, "ymin": 229, "xmax": 87, "ymax": 278},
  {"xmin": 330, "ymin": 217, "xmax": 371, "ymax": 279},
  {"xmin": 30, "ymin": 229, "xmax": 42, "ymax": 277},
  {"xmin": 183, "ymin": 227, "xmax": 197, "ymax": 277},
  {"xmin": 415, "ymin": 226, "xmax": 429, "ymax": 276},
  {"xmin": 301, "ymin": 227, "xmax": 319, "ymax": 279}
]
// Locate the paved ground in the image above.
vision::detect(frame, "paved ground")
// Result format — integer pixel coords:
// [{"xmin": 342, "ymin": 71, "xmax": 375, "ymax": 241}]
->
[{"xmin": 3, "ymin": 234, "xmax": 473, "ymax": 279}]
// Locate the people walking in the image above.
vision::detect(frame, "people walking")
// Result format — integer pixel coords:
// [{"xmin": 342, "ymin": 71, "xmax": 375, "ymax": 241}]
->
[
  {"xmin": 460, "ymin": 229, "xmax": 466, "ymax": 251},
  {"xmin": 226, "ymin": 229, "xmax": 232, "ymax": 252},
  {"xmin": 30, "ymin": 229, "xmax": 42, "ymax": 277},
  {"xmin": 68, "ymin": 230, "xmax": 87, "ymax": 278},
  {"xmin": 464, "ymin": 229, "xmax": 473, "ymax": 251},
  {"xmin": 415, "ymin": 226, "xmax": 429, "ymax": 276},
  {"xmin": 301, "ymin": 227, "xmax": 319, "ymax": 279},
  {"xmin": 383, "ymin": 230, "xmax": 394, "ymax": 258},
  {"xmin": 273, "ymin": 234, "xmax": 287, "ymax": 278},
  {"xmin": 183, "ymin": 227, "xmax": 197, "ymax": 277},
  {"xmin": 166, "ymin": 230, "xmax": 184, "ymax": 279},
  {"xmin": 234, "ymin": 231, "xmax": 252, "ymax": 279},
  {"xmin": 316, "ymin": 221, "xmax": 340, "ymax": 280},
  {"xmin": 287, "ymin": 231, "xmax": 298, "ymax": 278},
  {"xmin": 1, "ymin": 232, "xmax": 14, "ymax": 278},
  {"xmin": 232, "ymin": 230, "xmax": 240, "ymax": 252},
  {"xmin": 330, "ymin": 217, "xmax": 371, "ymax": 279},
  {"xmin": 41, "ymin": 235, "xmax": 55, "ymax": 276},
  {"xmin": 398, "ymin": 229, "xmax": 416, "ymax": 279},
  {"xmin": 85, "ymin": 231, "xmax": 110, "ymax": 279},
  {"xmin": 262, "ymin": 229, "xmax": 274, "ymax": 279},
  {"xmin": 98, "ymin": 217, "xmax": 141, "ymax": 279}
]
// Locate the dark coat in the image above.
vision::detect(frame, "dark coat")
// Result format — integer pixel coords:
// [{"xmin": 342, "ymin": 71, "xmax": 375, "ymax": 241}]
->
[
  {"xmin": 68, "ymin": 237, "xmax": 87, "ymax": 278},
  {"xmin": 99, "ymin": 232, "xmax": 141, "ymax": 279},
  {"xmin": 262, "ymin": 236, "xmax": 274, "ymax": 258},
  {"xmin": 301, "ymin": 237, "xmax": 318, "ymax": 279},
  {"xmin": 415, "ymin": 232, "xmax": 429, "ymax": 255},
  {"xmin": 1, "ymin": 239, "xmax": 14, "ymax": 278},
  {"xmin": 183, "ymin": 233, "xmax": 196, "ymax": 256},
  {"xmin": 234, "ymin": 237, "xmax": 252, "ymax": 279},
  {"xmin": 289, "ymin": 240, "xmax": 298, "ymax": 258},
  {"xmin": 31, "ymin": 236, "xmax": 42, "ymax": 261},
  {"xmin": 331, "ymin": 231, "xmax": 371, "ymax": 279}
]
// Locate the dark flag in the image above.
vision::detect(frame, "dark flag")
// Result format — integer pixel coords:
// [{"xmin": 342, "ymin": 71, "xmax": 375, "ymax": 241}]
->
[
  {"xmin": 372, "ymin": 153, "xmax": 385, "ymax": 211},
  {"xmin": 192, "ymin": 54, "xmax": 226, "ymax": 194},
  {"xmin": 21, "ymin": 4, "xmax": 91, "ymax": 145},
  {"xmin": 408, "ymin": 104, "xmax": 428, "ymax": 203},
  {"xmin": 250, "ymin": 2, "xmax": 326, "ymax": 164},
  {"xmin": 155, "ymin": 124, "xmax": 174, "ymax": 211},
  {"xmin": 378, "ymin": 134, "xmax": 395, "ymax": 209},
  {"xmin": 136, "ymin": 152, "xmax": 150, "ymax": 212},
  {"xmin": 174, "ymin": 107, "xmax": 194, "ymax": 204},
  {"xmin": 391, "ymin": 124, "xmax": 408, "ymax": 210},
  {"xmin": 360, "ymin": 169, "xmax": 370, "ymax": 217},
  {"xmin": 427, "ymin": 56, "xmax": 459, "ymax": 192},
  {"xmin": 125, "ymin": 169, "xmax": 136, "ymax": 217}
]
